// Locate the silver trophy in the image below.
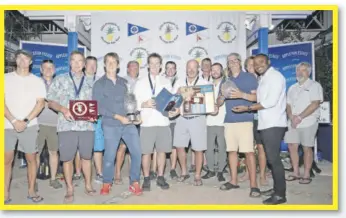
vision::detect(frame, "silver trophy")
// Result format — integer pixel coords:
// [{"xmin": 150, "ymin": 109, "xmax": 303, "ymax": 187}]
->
[
  {"xmin": 124, "ymin": 91, "xmax": 140, "ymax": 123},
  {"xmin": 221, "ymin": 80, "xmax": 238, "ymax": 99}
]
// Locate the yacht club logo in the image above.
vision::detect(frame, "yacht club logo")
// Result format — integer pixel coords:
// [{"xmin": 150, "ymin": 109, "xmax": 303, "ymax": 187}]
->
[
  {"xmin": 101, "ymin": 22, "xmax": 120, "ymax": 44},
  {"xmin": 217, "ymin": 21, "xmax": 237, "ymax": 43}
]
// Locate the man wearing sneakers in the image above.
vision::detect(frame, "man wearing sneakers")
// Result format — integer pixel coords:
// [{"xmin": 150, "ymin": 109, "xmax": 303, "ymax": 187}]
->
[
  {"xmin": 202, "ymin": 63, "xmax": 227, "ymax": 182},
  {"xmin": 93, "ymin": 52, "xmax": 142, "ymax": 195},
  {"xmin": 134, "ymin": 53, "xmax": 179, "ymax": 191},
  {"xmin": 36, "ymin": 59, "xmax": 62, "ymax": 189}
]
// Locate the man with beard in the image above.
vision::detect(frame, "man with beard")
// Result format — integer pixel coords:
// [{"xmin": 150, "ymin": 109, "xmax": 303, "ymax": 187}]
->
[
  {"xmin": 202, "ymin": 63, "xmax": 227, "ymax": 182},
  {"xmin": 163, "ymin": 61, "xmax": 179, "ymax": 179},
  {"xmin": 233, "ymin": 53, "xmax": 287, "ymax": 204}
]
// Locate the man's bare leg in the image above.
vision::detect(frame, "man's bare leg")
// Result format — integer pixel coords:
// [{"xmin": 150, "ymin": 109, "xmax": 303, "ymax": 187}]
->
[
  {"xmin": 74, "ymin": 151, "xmax": 82, "ymax": 179},
  {"xmin": 114, "ymin": 143, "xmax": 126, "ymax": 184},
  {"xmin": 82, "ymin": 158, "xmax": 95, "ymax": 194},
  {"xmin": 5, "ymin": 151, "xmax": 14, "ymax": 201},
  {"xmin": 63, "ymin": 160, "xmax": 74, "ymax": 202},
  {"xmin": 25, "ymin": 153, "xmax": 39, "ymax": 197},
  {"xmin": 288, "ymin": 143, "xmax": 300, "ymax": 178},
  {"xmin": 302, "ymin": 146, "xmax": 313, "ymax": 182}
]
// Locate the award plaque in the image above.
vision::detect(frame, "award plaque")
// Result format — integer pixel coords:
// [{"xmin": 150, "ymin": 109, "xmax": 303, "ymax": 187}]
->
[
  {"xmin": 180, "ymin": 84, "xmax": 215, "ymax": 115},
  {"xmin": 69, "ymin": 100, "xmax": 98, "ymax": 121}
]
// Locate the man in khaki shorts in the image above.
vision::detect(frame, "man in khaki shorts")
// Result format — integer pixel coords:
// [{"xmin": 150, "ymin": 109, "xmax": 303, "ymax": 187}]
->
[
  {"xmin": 36, "ymin": 60, "xmax": 62, "ymax": 189},
  {"xmin": 217, "ymin": 53, "xmax": 259, "ymax": 197},
  {"xmin": 285, "ymin": 62, "xmax": 323, "ymax": 184}
]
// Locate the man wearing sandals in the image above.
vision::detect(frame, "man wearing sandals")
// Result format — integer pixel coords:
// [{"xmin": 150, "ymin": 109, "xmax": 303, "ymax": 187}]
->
[
  {"xmin": 233, "ymin": 54, "xmax": 288, "ymax": 205},
  {"xmin": 285, "ymin": 62, "xmax": 323, "ymax": 185},
  {"xmin": 5, "ymin": 50, "xmax": 46, "ymax": 204},
  {"xmin": 173, "ymin": 59, "xmax": 210, "ymax": 186},
  {"xmin": 93, "ymin": 52, "xmax": 142, "ymax": 196},
  {"xmin": 134, "ymin": 53, "xmax": 180, "ymax": 191},
  {"xmin": 217, "ymin": 53, "xmax": 260, "ymax": 197},
  {"xmin": 36, "ymin": 59, "xmax": 63, "ymax": 190},
  {"xmin": 48, "ymin": 51, "xmax": 96, "ymax": 203}
]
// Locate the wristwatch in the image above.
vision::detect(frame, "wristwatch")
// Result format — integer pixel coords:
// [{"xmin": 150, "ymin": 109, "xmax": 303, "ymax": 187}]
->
[{"xmin": 23, "ymin": 118, "xmax": 30, "ymax": 125}]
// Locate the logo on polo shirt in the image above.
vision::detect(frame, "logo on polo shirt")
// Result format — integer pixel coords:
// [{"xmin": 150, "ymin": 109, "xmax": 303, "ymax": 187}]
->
[
  {"xmin": 130, "ymin": 47, "xmax": 149, "ymax": 69},
  {"xmin": 159, "ymin": 22, "xmax": 179, "ymax": 44},
  {"xmin": 217, "ymin": 21, "xmax": 237, "ymax": 43},
  {"xmin": 188, "ymin": 46, "xmax": 208, "ymax": 63},
  {"xmin": 101, "ymin": 22, "xmax": 120, "ymax": 44}
]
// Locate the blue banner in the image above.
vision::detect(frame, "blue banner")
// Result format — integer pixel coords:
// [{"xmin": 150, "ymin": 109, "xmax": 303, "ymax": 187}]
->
[
  {"xmin": 252, "ymin": 42, "xmax": 314, "ymax": 91},
  {"xmin": 252, "ymin": 42, "xmax": 314, "ymax": 152},
  {"xmin": 20, "ymin": 41, "xmax": 86, "ymax": 77}
]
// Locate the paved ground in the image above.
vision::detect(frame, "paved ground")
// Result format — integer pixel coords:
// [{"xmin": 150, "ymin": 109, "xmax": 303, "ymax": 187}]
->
[{"xmin": 8, "ymin": 155, "xmax": 333, "ymax": 205}]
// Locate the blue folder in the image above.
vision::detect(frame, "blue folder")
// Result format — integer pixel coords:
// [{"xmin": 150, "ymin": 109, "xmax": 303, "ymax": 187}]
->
[{"xmin": 155, "ymin": 88, "xmax": 183, "ymax": 116}]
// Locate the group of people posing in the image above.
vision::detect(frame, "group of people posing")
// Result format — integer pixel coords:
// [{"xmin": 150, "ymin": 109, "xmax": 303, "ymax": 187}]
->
[{"xmin": 4, "ymin": 48, "xmax": 323, "ymax": 205}]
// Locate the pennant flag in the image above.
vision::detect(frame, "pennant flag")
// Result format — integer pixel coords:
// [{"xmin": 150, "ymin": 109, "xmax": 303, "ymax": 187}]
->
[
  {"xmin": 186, "ymin": 22, "xmax": 208, "ymax": 36},
  {"xmin": 128, "ymin": 23, "xmax": 149, "ymax": 36},
  {"xmin": 138, "ymin": 35, "xmax": 144, "ymax": 43},
  {"xmin": 196, "ymin": 34, "xmax": 202, "ymax": 42}
]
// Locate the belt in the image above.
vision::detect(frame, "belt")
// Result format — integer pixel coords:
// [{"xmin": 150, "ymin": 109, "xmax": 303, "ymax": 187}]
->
[{"xmin": 183, "ymin": 116, "xmax": 199, "ymax": 120}]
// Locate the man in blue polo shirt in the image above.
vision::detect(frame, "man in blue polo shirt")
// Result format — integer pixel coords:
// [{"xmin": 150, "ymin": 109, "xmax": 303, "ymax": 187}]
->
[{"xmin": 217, "ymin": 53, "xmax": 260, "ymax": 197}]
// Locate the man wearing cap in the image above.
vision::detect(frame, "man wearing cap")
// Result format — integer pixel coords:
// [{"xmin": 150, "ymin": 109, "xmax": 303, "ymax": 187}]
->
[{"xmin": 5, "ymin": 49, "xmax": 46, "ymax": 203}]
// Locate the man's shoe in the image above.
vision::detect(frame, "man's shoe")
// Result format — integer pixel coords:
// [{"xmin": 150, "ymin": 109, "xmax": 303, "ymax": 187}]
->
[
  {"xmin": 217, "ymin": 172, "xmax": 226, "ymax": 182},
  {"xmin": 202, "ymin": 171, "xmax": 216, "ymax": 179},
  {"xmin": 263, "ymin": 195, "xmax": 287, "ymax": 205},
  {"xmin": 100, "ymin": 183, "xmax": 112, "ymax": 195},
  {"xmin": 261, "ymin": 188, "xmax": 275, "ymax": 196},
  {"xmin": 142, "ymin": 177, "xmax": 151, "ymax": 191},
  {"xmin": 157, "ymin": 176, "xmax": 170, "ymax": 190},
  {"xmin": 149, "ymin": 171, "xmax": 157, "ymax": 180},
  {"xmin": 129, "ymin": 182, "xmax": 143, "ymax": 196}
]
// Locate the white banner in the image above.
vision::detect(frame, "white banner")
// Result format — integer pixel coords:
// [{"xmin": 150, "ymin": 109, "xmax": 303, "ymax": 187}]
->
[{"xmin": 91, "ymin": 11, "xmax": 246, "ymax": 79}]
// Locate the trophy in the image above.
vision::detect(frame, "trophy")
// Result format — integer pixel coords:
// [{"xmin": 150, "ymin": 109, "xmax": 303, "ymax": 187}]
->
[
  {"xmin": 69, "ymin": 100, "xmax": 98, "ymax": 121},
  {"xmin": 221, "ymin": 80, "xmax": 238, "ymax": 98},
  {"xmin": 124, "ymin": 92, "xmax": 140, "ymax": 123}
]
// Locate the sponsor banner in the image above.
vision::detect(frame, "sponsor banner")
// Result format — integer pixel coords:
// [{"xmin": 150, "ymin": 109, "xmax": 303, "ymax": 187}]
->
[
  {"xmin": 91, "ymin": 11, "xmax": 246, "ymax": 78},
  {"xmin": 20, "ymin": 41, "xmax": 86, "ymax": 77}
]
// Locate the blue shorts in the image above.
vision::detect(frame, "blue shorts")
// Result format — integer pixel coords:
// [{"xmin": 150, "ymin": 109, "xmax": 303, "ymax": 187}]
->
[{"xmin": 94, "ymin": 119, "xmax": 104, "ymax": 152}]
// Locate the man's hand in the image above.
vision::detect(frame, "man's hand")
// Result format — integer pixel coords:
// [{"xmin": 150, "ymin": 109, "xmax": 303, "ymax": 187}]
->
[
  {"xmin": 88, "ymin": 117, "xmax": 97, "ymax": 123},
  {"xmin": 61, "ymin": 107, "xmax": 74, "ymax": 121},
  {"xmin": 143, "ymin": 99, "xmax": 156, "ymax": 109},
  {"xmin": 291, "ymin": 115, "xmax": 302, "ymax": 128},
  {"xmin": 114, "ymin": 114, "xmax": 131, "ymax": 125},
  {"xmin": 13, "ymin": 120, "xmax": 27, "ymax": 133},
  {"xmin": 168, "ymin": 108, "xmax": 180, "ymax": 118},
  {"xmin": 232, "ymin": 105, "xmax": 248, "ymax": 113},
  {"xmin": 230, "ymin": 88, "xmax": 244, "ymax": 99},
  {"xmin": 133, "ymin": 118, "xmax": 142, "ymax": 125},
  {"xmin": 210, "ymin": 104, "xmax": 219, "ymax": 115}
]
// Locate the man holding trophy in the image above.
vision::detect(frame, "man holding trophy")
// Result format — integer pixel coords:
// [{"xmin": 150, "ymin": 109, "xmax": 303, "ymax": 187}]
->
[
  {"xmin": 47, "ymin": 51, "xmax": 97, "ymax": 203},
  {"xmin": 92, "ymin": 52, "xmax": 142, "ymax": 196},
  {"xmin": 134, "ymin": 53, "xmax": 179, "ymax": 191},
  {"xmin": 173, "ymin": 59, "xmax": 211, "ymax": 186}
]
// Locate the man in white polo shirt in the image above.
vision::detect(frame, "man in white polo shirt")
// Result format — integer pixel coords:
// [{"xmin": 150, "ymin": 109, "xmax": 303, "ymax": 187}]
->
[
  {"xmin": 233, "ymin": 53, "xmax": 287, "ymax": 205},
  {"xmin": 285, "ymin": 62, "xmax": 323, "ymax": 184},
  {"xmin": 5, "ymin": 50, "xmax": 46, "ymax": 204},
  {"xmin": 173, "ymin": 59, "xmax": 211, "ymax": 186},
  {"xmin": 134, "ymin": 53, "xmax": 179, "ymax": 191}
]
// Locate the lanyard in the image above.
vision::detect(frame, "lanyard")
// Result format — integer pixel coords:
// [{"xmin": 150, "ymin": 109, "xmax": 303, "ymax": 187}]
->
[
  {"xmin": 148, "ymin": 73, "xmax": 156, "ymax": 96},
  {"xmin": 171, "ymin": 77, "xmax": 177, "ymax": 87},
  {"xmin": 93, "ymin": 74, "xmax": 96, "ymax": 82},
  {"xmin": 42, "ymin": 78, "xmax": 51, "ymax": 91},
  {"xmin": 69, "ymin": 72, "xmax": 85, "ymax": 98},
  {"xmin": 203, "ymin": 75, "xmax": 211, "ymax": 82},
  {"xmin": 185, "ymin": 77, "xmax": 199, "ymax": 87}
]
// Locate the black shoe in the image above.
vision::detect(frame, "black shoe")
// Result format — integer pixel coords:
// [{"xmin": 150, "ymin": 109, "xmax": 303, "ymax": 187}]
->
[
  {"xmin": 157, "ymin": 176, "xmax": 170, "ymax": 190},
  {"xmin": 261, "ymin": 188, "xmax": 275, "ymax": 196},
  {"xmin": 149, "ymin": 171, "xmax": 157, "ymax": 180},
  {"xmin": 217, "ymin": 172, "xmax": 226, "ymax": 182},
  {"xmin": 142, "ymin": 177, "xmax": 151, "ymax": 191},
  {"xmin": 202, "ymin": 165, "xmax": 209, "ymax": 172},
  {"xmin": 263, "ymin": 195, "xmax": 287, "ymax": 205},
  {"xmin": 202, "ymin": 171, "xmax": 215, "ymax": 179},
  {"xmin": 170, "ymin": 169, "xmax": 178, "ymax": 180}
]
